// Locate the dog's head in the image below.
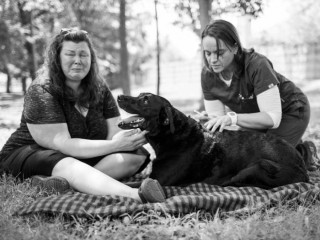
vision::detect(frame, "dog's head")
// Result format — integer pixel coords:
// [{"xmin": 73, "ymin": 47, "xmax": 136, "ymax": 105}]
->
[{"xmin": 117, "ymin": 93, "xmax": 176, "ymax": 136}]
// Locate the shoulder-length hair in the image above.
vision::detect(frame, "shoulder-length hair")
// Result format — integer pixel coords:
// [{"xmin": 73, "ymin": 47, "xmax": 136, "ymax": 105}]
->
[
  {"xmin": 39, "ymin": 28, "xmax": 105, "ymax": 107},
  {"xmin": 201, "ymin": 19, "xmax": 245, "ymax": 74}
]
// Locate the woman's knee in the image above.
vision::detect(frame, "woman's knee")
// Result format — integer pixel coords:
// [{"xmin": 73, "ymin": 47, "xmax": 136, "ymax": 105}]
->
[
  {"xmin": 127, "ymin": 154, "xmax": 146, "ymax": 172},
  {"xmin": 52, "ymin": 157, "xmax": 78, "ymax": 176},
  {"xmin": 106, "ymin": 152, "xmax": 144, "ymax": 164},
  {"xmin": 94, "ymin": 153, "xmax": 146, "ymax": 177}
]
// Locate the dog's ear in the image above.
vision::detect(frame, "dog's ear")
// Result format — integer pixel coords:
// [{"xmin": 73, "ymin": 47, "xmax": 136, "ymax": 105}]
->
[{"xmin": 164, "ymin": 106, "xmax": 175, "ymax": 133}]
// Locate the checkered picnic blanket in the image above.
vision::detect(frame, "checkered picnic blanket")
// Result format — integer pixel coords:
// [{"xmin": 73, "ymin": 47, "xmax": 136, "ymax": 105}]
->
[{"xmin": 16, "ymin": 172, "xmax": 320, "ymax": 218}]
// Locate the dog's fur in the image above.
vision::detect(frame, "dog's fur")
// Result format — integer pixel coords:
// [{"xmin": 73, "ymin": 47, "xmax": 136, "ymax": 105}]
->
[{"xmin": 117, "ymin": 93, "xmax": 309, "ymax": 188}]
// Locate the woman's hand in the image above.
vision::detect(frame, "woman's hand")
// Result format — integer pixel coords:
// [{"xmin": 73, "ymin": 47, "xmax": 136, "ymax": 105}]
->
[
  {"xmin": 112, "ymin": 129, "xmax": 148, "ymax": 151},
  {"xmin": 204, "ymin": 115, "xmax": 232, "ymax": 132},
  {"xmin": 192, "ymin": 110, "xmax": 210, "ymax": 124}
]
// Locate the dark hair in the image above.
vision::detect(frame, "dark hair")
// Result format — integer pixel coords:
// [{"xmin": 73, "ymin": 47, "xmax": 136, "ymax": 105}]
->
[
  {"xmin": 201, "ymin": 19, "xmax": 244, "ymax": 72},
  {"xmin": 39, "ymin": 28, "xmax": 104, "ymax": 107}
]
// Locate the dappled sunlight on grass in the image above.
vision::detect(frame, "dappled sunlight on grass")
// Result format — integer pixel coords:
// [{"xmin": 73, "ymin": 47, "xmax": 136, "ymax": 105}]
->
[
  {"xmin": 0, "ymin": 86, "xmax": 320, "ymax": 239},
  {"xmin": 2, "ymin": 173, "xmax": 320, "ymax": 240}
]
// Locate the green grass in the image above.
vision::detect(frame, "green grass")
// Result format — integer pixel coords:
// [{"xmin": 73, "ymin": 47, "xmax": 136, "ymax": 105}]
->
[
  {"xmin": 2, "ymin": 173, "xmax": 320, "ymax": 240},
  {"xmin": 1, "ymin": 89, "xmax": 320, "ymax": 239}
]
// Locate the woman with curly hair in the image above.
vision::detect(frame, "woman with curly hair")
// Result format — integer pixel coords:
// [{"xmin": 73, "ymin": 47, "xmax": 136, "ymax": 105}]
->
[{"xmin": 0, "ymin": 28, "xmax": 165, "ymax": 203}]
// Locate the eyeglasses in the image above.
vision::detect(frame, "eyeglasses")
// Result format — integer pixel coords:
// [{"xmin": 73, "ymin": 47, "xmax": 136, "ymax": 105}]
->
[{"xmin": 60, "ymin": 28, "xmax": 88, "ymax": 35}]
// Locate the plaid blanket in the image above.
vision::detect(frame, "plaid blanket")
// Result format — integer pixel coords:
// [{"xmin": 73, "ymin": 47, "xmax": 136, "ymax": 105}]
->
[{"xmin": 16, "ymin": 171, "xmax": 320, "ymax": 218}]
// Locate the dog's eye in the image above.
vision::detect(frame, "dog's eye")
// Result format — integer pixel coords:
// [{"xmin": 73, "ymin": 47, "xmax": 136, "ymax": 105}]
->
[{"xmin": 143, "ymin": 96, "xmax": 149, "ymax": 105}]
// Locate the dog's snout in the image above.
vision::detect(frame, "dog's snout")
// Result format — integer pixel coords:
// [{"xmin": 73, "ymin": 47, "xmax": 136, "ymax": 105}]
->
[
  {"xmin": 118, "ymin": 95, "xmax": 134, "ymax": 103},
  {"xmin": 117, "ymin": 95, "xmax": 131, "ymax": 106},
  {"xmin": 117, "ymin": 95, "xmax": 125, "ymax": 101}
]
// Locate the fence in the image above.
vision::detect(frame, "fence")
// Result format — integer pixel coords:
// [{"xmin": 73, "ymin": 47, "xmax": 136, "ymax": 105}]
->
[
  {"xmin": 255, "ymin": 43, "xmax": 320, "ymax": 82},
  {"xmin": 131, "ymin": 43, "xmax": 320, "ymax": 102},
  {"xmin": 131, "ymin": 58, "xmax": 202, "ymax": 102},
  {"xmin": 1, "ymin": 43, "xmax": 320, "ymax": 99}
]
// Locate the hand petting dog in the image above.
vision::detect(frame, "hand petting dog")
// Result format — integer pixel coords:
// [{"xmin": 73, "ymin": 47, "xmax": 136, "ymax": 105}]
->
[{"xmin": 117, "ymin": 93, "xmax": 309, "ymax": 189}]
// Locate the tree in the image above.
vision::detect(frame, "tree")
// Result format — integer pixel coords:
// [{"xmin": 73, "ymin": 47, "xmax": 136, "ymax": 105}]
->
[
  {"xmin": 171, "ymin": 0, "xmax": 263, "ymax": 109},
  {"xmin": 119, "ymin": 0, "xmax": 130, "ymax": 95},
  {"xmin": 0, "ymin": 0, "xmax": 63, "ymax": 92},
  {"xmin": 0, "ymin": 0, "xmax": 23, "ymax": 93},
  {"xmin": 174, "ymin": 0, "xmax": 263, "ymax": 36},
  {"xmin": 62, "ymin": 0, "xmax": 121, "ymax": 90},
  {"xmin": 199, "ymin": 0, "xmax": 212, "ymax": 32},
  {"xmin": 0, "ymin": 0, "xmax": 156, "ymax": 94},
  {"xmin": 62, "ymin": 0, "xmax": 152, "ymax": 94},
  {"xmin": 253, "ymin": 0, "xmax": 320, "ymax": 45},
  {"xmin": 154, "ymin": 0, "xmax": 161, "ymax": 95},
  {"xmin": 0, "ymin": 19, "xmax": 11, "ymax": 93},
  {"xmin": 17, "ymin": 2, "xmax": 37, "ymax": 80},
  {"xmin": 16, "ymin": 0, "xmax": 63, "ymax": 80}
]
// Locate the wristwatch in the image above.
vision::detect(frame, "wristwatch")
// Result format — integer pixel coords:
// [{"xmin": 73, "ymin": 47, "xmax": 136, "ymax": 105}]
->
[{"xmin": 227, "ymin": 112, "xmax": 238, "ymax": 126}]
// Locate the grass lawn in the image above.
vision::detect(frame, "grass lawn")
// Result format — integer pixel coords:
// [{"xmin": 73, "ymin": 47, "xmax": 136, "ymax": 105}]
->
[{"xmin": 1, "ymin": 83, "xmax": 320, "ymax": 240}]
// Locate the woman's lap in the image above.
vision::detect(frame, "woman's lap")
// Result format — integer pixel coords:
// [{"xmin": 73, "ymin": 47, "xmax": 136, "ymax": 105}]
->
[
  {"xmin": 2, "ymin": 144, "xmax": 150, "ymax": 180},
  {"xmin": 2, "ymin": 144, "xmax": 103, "ymax": 179}
]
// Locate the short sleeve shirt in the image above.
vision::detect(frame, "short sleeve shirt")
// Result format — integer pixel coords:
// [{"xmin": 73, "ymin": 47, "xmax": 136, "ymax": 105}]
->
[
  {"xmin": 201, "ymin": 49, "xmax": 308, "ymax": 114},
  {"xmin": 0, "ymin": 78, "xmax": 120, "ymax": 160}
]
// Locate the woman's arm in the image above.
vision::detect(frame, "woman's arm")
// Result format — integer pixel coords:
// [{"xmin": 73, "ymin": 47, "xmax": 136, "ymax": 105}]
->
[
  {"xmin": 27, "ymin": 123, "xmax": 147, "ymax": 159},
  {"xmin": 256, "ymin": 85, "xmax": 282, "ymax": 128},
  {"xmin": 106, "ymin": 116, "xmax": 122, "ymax": 140},
  {"xmin": 203, "ymin": 86, "xmax": 282, "ymax": 132},
  {"xmin": 236, "ymin": 85, "xmax": 281, "ymax": 129},
  {"xmin": 204, "ymin": 99, "xmax": 226, "ymax": 117},
  {"xmin": 235, "ymin": 112, "xmax": 274, "ymax": 129}
]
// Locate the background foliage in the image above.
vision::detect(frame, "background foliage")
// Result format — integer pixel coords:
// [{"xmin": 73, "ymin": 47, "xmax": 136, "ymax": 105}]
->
[
  {"xmin": 1, "ymin": 1, "xmax": 320, "ymax": 239},
  {"xmin": 0, "ymin": 0, "xmax": 264, "ymax": 94}
]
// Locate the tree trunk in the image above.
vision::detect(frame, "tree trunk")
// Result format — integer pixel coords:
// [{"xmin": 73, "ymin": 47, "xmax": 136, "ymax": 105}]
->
[
  {"xmin": 6, "ymin": 74, "xmax": 11, "ymax": 93},
  {"xmin": 28, "ymin": 10, "xmax": 38, "ymax": 80},
  {"xmin": 22, "ymin": 76, "xmax": 27, "ymax": 93},
  {"xmin": 0, "ymin": 19, "xmax": 11, "ymax": 93},
  {"xmin": 4, "ymin": 63, "xmax": 11, "ymax": 93},
  {"xmin": 199, "ymin": 0, "xmax": 212, "ymax": 32},
  {"xmin": 17, "ymin": 3, "xmax": 38, "ymax": 81},
  {"xmin": 119, "ymin": 0, "xmax": 130, "ymax": 95},
  {"xmin": 154, "ymin": 0, "xmax": 161, "ymax": 95},
  {"xmin": 198, "ymin": 0, "xmax": 212, "ymax": 110}
]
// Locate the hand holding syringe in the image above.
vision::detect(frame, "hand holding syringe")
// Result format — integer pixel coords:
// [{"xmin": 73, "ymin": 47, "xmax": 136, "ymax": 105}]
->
[{"xmin": 193, "ymin": 110, "xmax": 211, "ymax": 123}]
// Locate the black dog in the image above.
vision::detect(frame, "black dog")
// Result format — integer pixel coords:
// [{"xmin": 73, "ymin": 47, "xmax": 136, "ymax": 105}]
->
[{"xmin": 117, "ymin": 93, "xmax": 309, "ymax": 189}]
